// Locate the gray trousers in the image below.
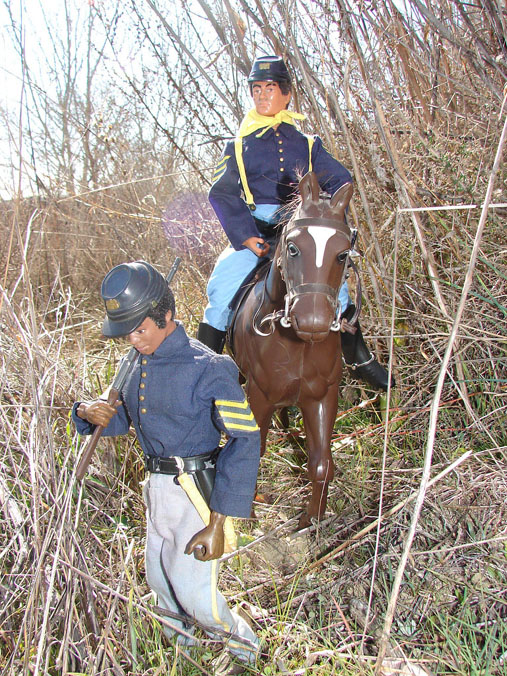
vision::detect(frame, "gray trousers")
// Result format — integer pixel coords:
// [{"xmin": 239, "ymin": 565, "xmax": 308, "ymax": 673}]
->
[{"xmin": 143, "ymin": 473, "xmax": 259, "ymax": 663}]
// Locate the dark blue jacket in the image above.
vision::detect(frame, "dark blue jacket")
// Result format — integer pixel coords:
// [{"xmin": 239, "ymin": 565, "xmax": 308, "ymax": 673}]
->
[
  {"xmin": 209, "ymin": 123, "xmax": 352, "ymax": 250},
  {"xmin": 72, "ymin": 323, "xmax": 260, "ymax": 518}
]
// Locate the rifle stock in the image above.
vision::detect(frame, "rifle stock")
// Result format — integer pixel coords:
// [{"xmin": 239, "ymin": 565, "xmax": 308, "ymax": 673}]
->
[
  {"xmin": 75, "ymin": 257, "xmax": 181, "ymax": 481},
  {"xmin": 75, "ymin": 386, "xmax": 120, "ymax": 480}
]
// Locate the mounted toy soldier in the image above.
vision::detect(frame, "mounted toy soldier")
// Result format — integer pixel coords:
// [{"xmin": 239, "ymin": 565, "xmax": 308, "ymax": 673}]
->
[
  {"xmin": 72, "ymin": 261, "xmax": 260, "ymax": 668},
  {"xmin": 198, "ymin": 55, "xmax": 394, "ymax": 391}
]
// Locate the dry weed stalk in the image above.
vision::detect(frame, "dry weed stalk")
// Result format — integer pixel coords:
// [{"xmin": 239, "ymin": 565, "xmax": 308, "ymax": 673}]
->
[{"xmin": 0, "ymin": 1, "xmax": 505, "ymax": 673}]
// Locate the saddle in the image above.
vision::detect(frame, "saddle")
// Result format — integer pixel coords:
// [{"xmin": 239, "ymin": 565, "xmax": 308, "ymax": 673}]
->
[{"xmin": 226, "ymin": 257, "xmax": 271, "ymax": 349}]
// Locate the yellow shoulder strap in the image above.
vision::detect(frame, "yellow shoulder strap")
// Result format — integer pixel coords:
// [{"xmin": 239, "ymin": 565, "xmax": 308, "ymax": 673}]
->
[
  {"xmin": 234, "ymin": 134, "xmax": 314, "ymax": 209},
  {"xmin": 235, "ymin": 138, "xmax": 255, "ymax": 209},
  {"xmin": 306, "ymin": 134, "xmax": 314, "ymax": 172}
]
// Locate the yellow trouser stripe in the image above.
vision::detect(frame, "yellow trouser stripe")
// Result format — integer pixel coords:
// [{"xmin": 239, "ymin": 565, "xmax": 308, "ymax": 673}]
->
[
  {"xmin": 211, "ymin": 559, "xmax": 255, "ymax": 653},
  {"xmin": 211, "ymin": 559, "xmax": 230, "ymax": 632}
]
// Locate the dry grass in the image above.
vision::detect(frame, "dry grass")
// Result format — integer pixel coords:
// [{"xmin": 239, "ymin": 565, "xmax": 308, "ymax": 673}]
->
[
  {"xmin": 0, "ymin": 186, "xmax": 505, "ymax": 674},
  {"xmin": 1, "ymin": 3, "xmax": 505, "ymax": 670}
]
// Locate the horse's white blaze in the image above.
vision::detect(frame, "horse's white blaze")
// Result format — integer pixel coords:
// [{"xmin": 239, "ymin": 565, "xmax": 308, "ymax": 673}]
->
[{"xmin": 308, "ymin": 226, "xmax": 336, "ymax": 268}]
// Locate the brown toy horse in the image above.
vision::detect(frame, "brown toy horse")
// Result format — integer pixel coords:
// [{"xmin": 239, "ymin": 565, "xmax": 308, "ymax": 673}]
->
[{"xmin": 230, "ymin": 171, "xmax": 360, "ymax": 529}]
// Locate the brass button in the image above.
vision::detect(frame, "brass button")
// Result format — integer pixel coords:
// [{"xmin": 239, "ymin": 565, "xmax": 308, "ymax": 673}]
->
[
  {"xmin": 139, "ymin": 395, "xmax": 145, "ymax": 401},
  {"xmin": 141, "ymin": 372, "xmax": 147, "ymax": 378},
  {"xmin": 278, "ymin": 140, "xmax": 282, "ymax": 144},
  {"xmin": 280, "ymin": 167, "xmax": 285, "ymax": 172},
  {"xmin": 141, "ymin": 408, "xmax": 147, "ymax": 414},
  {"xmin": 275, "ymin": 132, "xmax": 280, "ymax": 137},
  {"xmin": 279, "ymin": 149, "xmax": 283, "ymax": 153},
  {"xmin": 279, "ymin": 157, "xmax": 284, "ymax": 162},
  {"xmin": 140, "ymin": 383, "xmax": 145, "ymax": 389},
  {"xmin": 142, "ymin": 359, "xmax": 148, "ymax": 365}
]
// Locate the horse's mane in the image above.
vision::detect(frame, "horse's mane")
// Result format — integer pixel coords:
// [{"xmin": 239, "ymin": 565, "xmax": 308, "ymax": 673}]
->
[{"xmin": 279, "ymin": 173, "xmax": 334, "ymax": 226}]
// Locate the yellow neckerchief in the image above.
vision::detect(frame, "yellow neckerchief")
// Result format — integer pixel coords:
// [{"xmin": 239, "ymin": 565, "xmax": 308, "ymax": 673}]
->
[
  {"xmin": 234, "ymin": 108, "xmax": 314, "ymax": 209},
  {"xmin": 237, "ymin": 107, "xmax": 306, "ymax": 138}
]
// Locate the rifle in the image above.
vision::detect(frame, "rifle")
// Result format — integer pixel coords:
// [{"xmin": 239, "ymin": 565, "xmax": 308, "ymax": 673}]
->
[{"xmin": 75, "ymin": 257, "xmax": 182, "ymax": 481}]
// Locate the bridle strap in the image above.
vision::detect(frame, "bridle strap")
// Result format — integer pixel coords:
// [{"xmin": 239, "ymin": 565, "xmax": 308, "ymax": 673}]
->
[
  {"xmin": 289, "ymin": 283, "xmax": 337, "ymax": 298},
  {"xmin": 252, "ymin": 215, "xmax": 359, "ymax": 335},
  {"xmin": 292, "ymin": 217, "xmax": 347, "ymax": 228},
  {"xmin": 279, "ymin": 221, "xmax": 352, "ymax": 298}
]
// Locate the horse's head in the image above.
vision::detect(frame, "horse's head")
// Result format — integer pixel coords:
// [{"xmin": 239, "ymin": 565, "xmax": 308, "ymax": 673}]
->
[{"xmin": 278, "ymin": 171, "xmax": 354, "ymax": 342}]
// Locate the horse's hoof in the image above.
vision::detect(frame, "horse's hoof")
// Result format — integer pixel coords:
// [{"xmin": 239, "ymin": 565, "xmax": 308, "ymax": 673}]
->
[{"xmin": 297, "ymin": 513, "xmax": 312, "ymax": 530}]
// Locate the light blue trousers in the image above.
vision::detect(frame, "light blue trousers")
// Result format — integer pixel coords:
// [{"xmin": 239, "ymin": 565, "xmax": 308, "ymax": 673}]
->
[
  {"xmin": 204, "ymin": 245, "xmax": 350, "ymax": 331},
  {"xmin": 143, "ymin": 473, "xmax": 259, "ymax": 663}
]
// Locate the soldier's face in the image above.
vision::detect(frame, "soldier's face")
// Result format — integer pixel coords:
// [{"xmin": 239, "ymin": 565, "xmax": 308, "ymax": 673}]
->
[
  {"xmin": 127, "ymin": 311, "xmax": 175, "ymax": 354},
  {"xmin": 252, "ymin": 81, "xmax": 291, "ymax": 117}
]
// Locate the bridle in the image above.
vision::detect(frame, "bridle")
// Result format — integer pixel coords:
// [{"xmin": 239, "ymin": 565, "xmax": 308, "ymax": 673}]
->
[{"xmin": 253, "ymin": 216, "xmax": 362, "ymax": 337}]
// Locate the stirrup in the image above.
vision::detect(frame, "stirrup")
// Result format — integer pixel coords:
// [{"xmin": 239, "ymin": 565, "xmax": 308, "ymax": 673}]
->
[{"xmin": 344, "ymin": 352, "xmax": 375, "ymax": 371}]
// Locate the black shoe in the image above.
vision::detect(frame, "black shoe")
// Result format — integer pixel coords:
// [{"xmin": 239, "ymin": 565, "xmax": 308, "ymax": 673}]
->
[
  {"xmin": 197, "ymin": 322, "xmax": 226, "ymax": 354},
  {"xmin": 340, "ymin": 305, "xmax": 395, "ymax": 392}
]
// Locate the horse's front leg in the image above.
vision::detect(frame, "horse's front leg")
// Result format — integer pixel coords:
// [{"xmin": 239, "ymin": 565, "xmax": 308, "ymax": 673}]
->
[
  {"xmin": 299, "ymin": 385, "xmax": 339, "ymax": 529},
  {"xmin": 246, "ymin": 382, "xmax": 276, "ymax": 513},
  {"xmin": 247, "ymin": 381, "xmax": 275, "ymax": 456}
]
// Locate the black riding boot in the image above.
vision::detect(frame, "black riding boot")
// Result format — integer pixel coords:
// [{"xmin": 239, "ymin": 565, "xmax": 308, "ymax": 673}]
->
[
  {"xmin": 340, "ymin": 305, "xmax": 395, "ymax": 391},
  {"xmin": 197, "ymin": 322, "xmax": 226, "ymax": 354}
]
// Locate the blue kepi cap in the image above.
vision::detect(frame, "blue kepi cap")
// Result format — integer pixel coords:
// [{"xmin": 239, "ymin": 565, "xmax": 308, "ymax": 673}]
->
[
  {"xmin": 248, "ymin": 55, "xmax": 291, "ymax": 85},
  {"xmin": 101, "ymin": 260, "xmax": 166, "ymax": 337}
]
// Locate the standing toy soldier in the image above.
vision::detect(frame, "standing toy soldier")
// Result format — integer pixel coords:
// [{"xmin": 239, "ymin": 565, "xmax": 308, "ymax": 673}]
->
[
  {"xmin": 198, "ymin": 55, "xmax": 393, "ymax": 390},
  {"xmin": 72, "ymin": 261, "xmax": 260, "ymax": 669}
]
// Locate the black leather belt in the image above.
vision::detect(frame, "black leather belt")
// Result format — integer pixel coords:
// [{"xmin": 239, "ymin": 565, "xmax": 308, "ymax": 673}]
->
[{"xmin": 144, "ymin": 450, "xmax": 218, "ymax": 475}]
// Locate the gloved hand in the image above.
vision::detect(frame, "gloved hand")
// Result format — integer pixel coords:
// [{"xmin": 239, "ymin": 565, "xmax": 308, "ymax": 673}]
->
[
  {"xmin": 184, "ymin": 511, "xmax": 226, "ymax": 561},
  {"xmin": 77, "ymin": 400, "xmax": 120, "ymax": 427}
]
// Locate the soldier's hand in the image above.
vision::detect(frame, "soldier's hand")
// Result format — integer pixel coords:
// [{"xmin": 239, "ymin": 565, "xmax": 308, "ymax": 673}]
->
[
  {"xmin": 243, "ymin": 236, "xmax": 270, "ymax": 258},
  {"xmin": 184, "ymin": 511, "xmax": 226, "ymax": 561},
  {"xmin": 77, "ymin": 400, "xmax": 120, "ymax": 427}
]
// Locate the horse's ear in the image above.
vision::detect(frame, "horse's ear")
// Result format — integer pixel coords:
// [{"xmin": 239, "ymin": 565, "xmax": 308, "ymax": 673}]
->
[
  {"xmin": 330, "ymin": 182, "xmax": 353, "ymax": 217},
  {"xmin": 299, "ymin": 171, "xmax": 320, "ymax": 206}
]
